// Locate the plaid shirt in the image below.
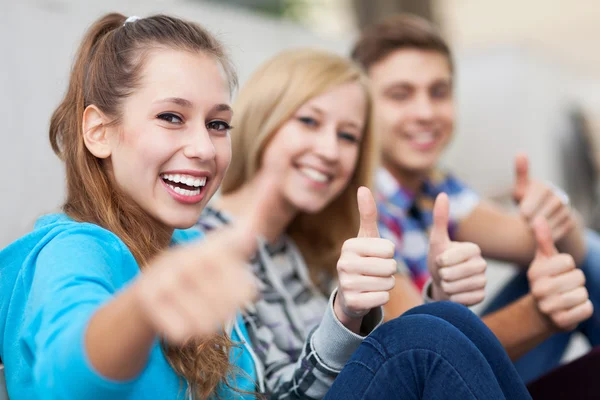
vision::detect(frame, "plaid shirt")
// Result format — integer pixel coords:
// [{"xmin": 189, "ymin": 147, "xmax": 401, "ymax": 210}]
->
[
  {"xmin": 376, "ymin": 167, "xmax": 480, "ymax": 291},
  {"xmin": 197, "ymin": 207, "xmax": 382, "ymax": 399}
]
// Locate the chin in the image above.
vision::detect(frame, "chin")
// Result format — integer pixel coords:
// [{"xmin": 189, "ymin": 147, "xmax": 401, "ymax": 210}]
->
[{"xmin": 158, "ymin": 211, "xmax": 202, "ymax": 230}]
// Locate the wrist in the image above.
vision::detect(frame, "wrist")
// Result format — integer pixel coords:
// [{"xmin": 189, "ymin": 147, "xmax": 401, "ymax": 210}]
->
[{"xmin": 333, "ymin": 292, "xmax": 364, "ymax": 332}]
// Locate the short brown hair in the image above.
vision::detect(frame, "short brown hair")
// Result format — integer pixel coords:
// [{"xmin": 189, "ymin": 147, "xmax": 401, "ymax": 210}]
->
[{"xmin": 351, "ymin": 13, "xmax": 453, "ymax": 72}]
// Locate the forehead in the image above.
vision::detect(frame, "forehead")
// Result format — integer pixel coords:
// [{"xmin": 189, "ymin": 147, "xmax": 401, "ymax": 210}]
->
[
  {"xmin": 136, "ymin": 48, "xmax": 230, "ymax": 104},
  {"xmin": 369, "ymin": 49, "xmax": 452, "ymax": 87},
  {"xmin": 301, "ymin": 81, "xmax": 367, "ymax": 116}
]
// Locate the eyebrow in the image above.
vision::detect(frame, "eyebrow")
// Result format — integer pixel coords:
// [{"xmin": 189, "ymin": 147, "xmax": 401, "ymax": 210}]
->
[
  {"xmin": 212, "ymin": 104, "xmax": 233, "ymax": 114},
  {"xmin": 153, "ymin": 98, "xmax": 233, "ymax": 114},
  {"xmin": 154, "ymin": 97, "xmax": 194, "ymax": 108}
]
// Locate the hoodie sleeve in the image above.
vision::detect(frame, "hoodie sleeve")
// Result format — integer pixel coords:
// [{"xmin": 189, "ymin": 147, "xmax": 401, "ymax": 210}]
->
[{"xmin": 23, "ymin": 228, "xmax": 143, "ymax": 400}]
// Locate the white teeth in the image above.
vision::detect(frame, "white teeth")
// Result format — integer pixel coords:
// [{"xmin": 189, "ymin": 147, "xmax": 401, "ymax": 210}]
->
[
  {"xmin": 161, "ymin": 174, "xmax": 208, "ymax": 188},
  {"xmin": 299, "ymin": 167, "xmax": 328, "ymax": 183},
  {"xmin": 168, "ymin": 184, "xmax": 200, "ymax": 197},
  {"xmin": 413, "ymin": 132, "xmax": 435, "ymax": 145}
]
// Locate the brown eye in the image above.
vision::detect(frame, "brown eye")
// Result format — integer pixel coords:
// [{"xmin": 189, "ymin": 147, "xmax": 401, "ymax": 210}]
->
[
  {"xmin": 157, "ymin": 113, "xmax": 183, "ymax": 124},
  {"xmin": 207, "ymin": 120, "xmax": 232, "ymax": 132}
]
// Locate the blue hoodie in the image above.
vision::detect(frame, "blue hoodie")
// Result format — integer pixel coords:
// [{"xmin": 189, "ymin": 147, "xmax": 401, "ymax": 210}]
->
[{"xmin": 0, "ymin": 214, "xmax": 256, "ymax": 399}]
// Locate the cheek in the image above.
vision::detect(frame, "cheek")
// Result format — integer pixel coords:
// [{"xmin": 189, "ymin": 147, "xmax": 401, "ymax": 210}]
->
[
  {"xmin": 214, "ymin": 138, "xmax": 232, "ymax": 179},
  {"xmin": 339, "ymin": 147, "xmax": 361, "ymax": 182}
]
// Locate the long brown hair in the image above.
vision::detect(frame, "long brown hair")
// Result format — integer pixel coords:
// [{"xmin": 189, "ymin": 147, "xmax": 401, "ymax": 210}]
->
[
  {"xmin": 49, "ymin": 13, "xmax": 238, "ymax": 399},
  {"xmin": 221, "ymin": 49, "xmax": 378, "ymax": 287}
]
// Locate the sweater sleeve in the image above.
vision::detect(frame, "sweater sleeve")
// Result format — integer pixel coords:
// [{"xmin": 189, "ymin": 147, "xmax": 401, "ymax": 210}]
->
[
  {"xmin": 266, "ymin": 290, "xmax": 383, "ymax": 399},
  {"xmin": 24, "ymin": 229, "xmax": 144, "ymax": 400}
]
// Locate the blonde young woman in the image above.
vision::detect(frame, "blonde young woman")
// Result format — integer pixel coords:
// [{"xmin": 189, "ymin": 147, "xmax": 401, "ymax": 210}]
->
[{"xmin": 197, "ymin": 49, "xmax": 532, "ymax": 399}]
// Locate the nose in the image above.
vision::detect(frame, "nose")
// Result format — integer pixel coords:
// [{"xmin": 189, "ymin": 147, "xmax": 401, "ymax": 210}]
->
[
  {"xmin": 314, "ymin": 125, "xmax": 340, "ymax": 162},
  {"xmin": 183, "ymin": 128, "xmax": 217, "ymax": 160},
  {"xmin": 412, "ymin": 93, "xmax": 435, "ymax": 121}
]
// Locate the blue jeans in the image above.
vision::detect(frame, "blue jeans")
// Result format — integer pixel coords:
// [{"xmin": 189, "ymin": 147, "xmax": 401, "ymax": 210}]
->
[
  {"xmin": 482, "ymin": 229, "xmax": 600, "ymax": 383},
  {"xmin": 325, "ymin": 302, "xmax": 530, "ymax": 400}
]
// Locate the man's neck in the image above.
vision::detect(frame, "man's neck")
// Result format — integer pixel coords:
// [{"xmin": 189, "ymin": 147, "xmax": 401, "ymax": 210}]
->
[{"xmin": 382, "ymin": 160, "xmax": 426, "ymax": 194}]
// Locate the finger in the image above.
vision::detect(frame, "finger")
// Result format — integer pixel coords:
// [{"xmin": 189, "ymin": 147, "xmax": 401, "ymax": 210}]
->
[
  {"xmin": 438, "ymin": 257, "xmax": 487, "ymax": 282},
  {"xmin": 337, "ymin": 257, "xmax": 398, "ymax": 277},
  {"xmin": 344, "ymin": 291, "xmax": 391, "ymax": 311},
  {"xmin": 339, "ymin": 274, "xmax": 395, "ymax": 292},
  {"xmin": 449, "ymin": 289, "xmax": 486, "ymax": 306},
  {"xmin": 538, "ymin": 287, "xmax": 589, "ymax": 315},
  {"xmin": 531, "ymin": 268, "xmax": 585, "ymax": 298},
  {"xmin": 536, "ymin": 195, "xmax": 564, "ymax": 221},
  {"xmin": 529, "ymin": 254, "xmax": 577, "ymax": 284},
  {"xmin": 440, "ymin": 274, "xmax": 487, "ymax": 295},
  {"xmin": 436, "ymin": 242, "xmax": 481, "ymax": 267},
  {"xmin": 547, "ymin": 207, "xmax": 571, "ymax": 230},
  {"xmin": 551, "ymin": 220, "xmax": 575, "ymax": 242},
  {"xmin": 513, "ymin": 152, "xmax": 530, "ymax": 202},
  {"xmin": 552, "ymin": 300, "xmax": 593, "ymax": 330},
  {"xmin": 151, "ymin": 292, "xmax": 196, "ymax": 344},
  {"xmin": 357, "ymin": 186, "xmax": 380, "ymax": 238},
  {"xmin": 341, "ymin": 237, "xmax": 395, "ymax": 259},
  {"xmin": 533, "ymin": 217, "xmax": 558, "ymax": 259},
  {"xmin": 520, "ymin": 185, "xmax": 551, "ymax": 220}
]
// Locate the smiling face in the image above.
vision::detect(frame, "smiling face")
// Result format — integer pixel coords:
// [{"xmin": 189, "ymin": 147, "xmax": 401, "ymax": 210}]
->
[
  {"xmin": 369, "ymin": 48, "xmax": 454, "ymax": 180},
  {"xmin": 259, "ymin": 81, "xmax": 367, "ymax": 214},
  {"xmin": 101, "ymin": 49, "xmax": 233, "ymax": 229}
]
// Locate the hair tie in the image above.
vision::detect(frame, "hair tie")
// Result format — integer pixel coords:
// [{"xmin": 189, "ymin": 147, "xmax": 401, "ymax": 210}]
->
[{"xmin": 124, "ymin": 16, "xmax": 141, "ymax": 26}]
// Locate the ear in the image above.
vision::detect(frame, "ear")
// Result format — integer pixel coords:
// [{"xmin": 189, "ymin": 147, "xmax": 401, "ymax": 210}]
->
[{"xmin": 82, "ymin": 105, "xmax": 112, "ymax": 159}]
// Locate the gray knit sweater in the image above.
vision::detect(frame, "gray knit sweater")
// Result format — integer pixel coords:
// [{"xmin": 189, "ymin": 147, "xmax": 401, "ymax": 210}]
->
[{"xmin": 196, "ymin": 207, "xmax": 383, "ymax": 399}]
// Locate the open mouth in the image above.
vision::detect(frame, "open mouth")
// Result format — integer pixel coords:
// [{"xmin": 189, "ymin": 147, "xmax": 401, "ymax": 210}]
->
[
  {"xmin": 160, "ymin": 173, "xmax": 207, "ymax": 197},
  {"xmin": 297, "ymin": 166, "xmax": 332, "ymax": 185}
]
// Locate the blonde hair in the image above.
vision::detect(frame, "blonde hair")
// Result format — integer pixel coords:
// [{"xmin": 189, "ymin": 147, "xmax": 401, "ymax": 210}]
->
[{"xmin": 221, "ymin": 48, "xmax": 378, "ymax": 285}]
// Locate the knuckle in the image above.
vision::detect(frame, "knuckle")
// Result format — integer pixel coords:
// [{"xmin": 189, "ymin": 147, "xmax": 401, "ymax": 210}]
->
[
  {"xmin": 341, "ymin": 239, "xmax": 355, "ymax": 252},
  {"xmin": 440, "ymin": 280, "xmax": 452, "ymax": 293},
  {"xmin": 382, "ymin": 239, "xmax": 395, "ymax": 256},
  {"xmin": 559, "ymin": 254, "xmax": 576, "ymax": 270},
  {"xmin": 386, "ymin": 259, "xmax": 398, "ymax": 275},
  {"xmin": 530, "ymin": 282, "xmax": 545, "ymax": 299},
  {"xmin": 575, "ymin": 269, "xmax": 586, "ymax": 285},
  {"xmin": 478, "ymin": 275, "xmax": 487, "ymax": 288},
  {"xmin": 380, "ymin": 291, "xmax": 390, "ymax": 305}
]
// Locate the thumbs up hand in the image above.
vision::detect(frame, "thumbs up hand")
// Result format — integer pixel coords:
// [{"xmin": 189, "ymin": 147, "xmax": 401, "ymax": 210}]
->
[
  {"xmin": 427, "ymin": 193, "xmax": 487, "ymax": 306},
  {"xmin": 513, "ymin": 153, "xmax": 575, "ymax": 242},
  {"xmin": 334, "ymin": 187, "xmax": 397, "ymax": 323},
  {"xmin": 528, "ymin": 218, "xmax": 593, "ymax": 331}
]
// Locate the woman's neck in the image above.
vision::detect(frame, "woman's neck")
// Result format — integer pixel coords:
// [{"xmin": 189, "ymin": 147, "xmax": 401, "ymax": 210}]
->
[{"xmin": 217, "ymin": 180, "xmax": 296, "ymax": 244}]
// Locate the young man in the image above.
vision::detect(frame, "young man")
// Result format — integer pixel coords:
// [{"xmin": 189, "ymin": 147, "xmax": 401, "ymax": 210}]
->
[{"xmin": 352, "ymin": 14, "xmax": 600, "ymax": 383}]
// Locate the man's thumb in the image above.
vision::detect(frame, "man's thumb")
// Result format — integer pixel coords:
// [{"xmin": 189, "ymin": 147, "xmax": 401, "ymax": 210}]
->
[
  {"xmin": 430, "ymin": 193, "xmax": 451, "ymax": 248},
  {"xmin": 357, "ymin": 186, "xmax": 380, "ymax": 238},
  {"xmin": 514, "ymin": 153, "xmax": 530, "ymax": 202}
]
